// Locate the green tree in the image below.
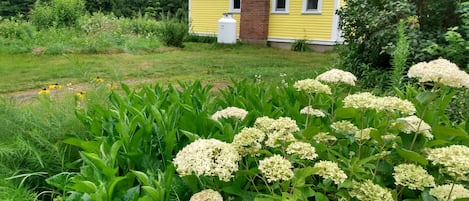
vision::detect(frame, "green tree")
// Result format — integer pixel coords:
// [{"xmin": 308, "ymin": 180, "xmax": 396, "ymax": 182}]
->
[{"xmin": 0, "ymin": 0, "xmax": 36, "ymax": 17}]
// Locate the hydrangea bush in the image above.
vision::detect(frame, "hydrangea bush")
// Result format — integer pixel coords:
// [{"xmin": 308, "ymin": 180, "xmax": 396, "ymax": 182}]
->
[{"xmin": 47, "ymin": 59, "xmax": 469, "ymax": 201}]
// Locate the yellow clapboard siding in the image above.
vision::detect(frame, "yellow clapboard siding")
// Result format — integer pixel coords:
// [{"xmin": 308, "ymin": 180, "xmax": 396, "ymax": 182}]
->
[
  {"xmin": 190, "ymin": 0, "xmax": 240, "ymax": 35},
  {"xmin": 268, "ymin": 0, "xmax": 335, "ymax": 40}
]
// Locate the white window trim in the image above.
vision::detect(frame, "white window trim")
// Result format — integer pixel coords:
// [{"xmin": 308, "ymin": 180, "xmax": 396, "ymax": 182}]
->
[
  {"xmin": 272, "ymin": 0, "xmax": 289, "ymax": 14},
  {"xmin": 302, "ymin": 0, "xmax": 322, "ymax": 14},
  {"xmin": 229, "ymin": 0, "xmax": 241, "ymax": 13}
]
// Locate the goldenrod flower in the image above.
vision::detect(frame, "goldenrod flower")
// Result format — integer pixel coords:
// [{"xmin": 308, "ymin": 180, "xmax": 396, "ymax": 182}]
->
[
  {"xmin": 95, "ymin": 76, "xmax": 104, "ymax": 83},
  {"xmin": 38, "ymin": 88, "xmax": 50, "ymax": 95},
  {"xmin": 48, "ymin": 83, "xmax": 62, "ymax": 89}
]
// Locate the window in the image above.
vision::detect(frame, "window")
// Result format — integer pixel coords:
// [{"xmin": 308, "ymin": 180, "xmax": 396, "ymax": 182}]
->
[
  {"xmin": 272, "ymin": 0, "xmax": 289, "ymax": 13},
  {"xmin": 229, "ymin": 0, "xmax": 241, "ymax": 13},
  {"xmin": 302, "ymin": 0, "xmax": 322, "ymax": 14}
]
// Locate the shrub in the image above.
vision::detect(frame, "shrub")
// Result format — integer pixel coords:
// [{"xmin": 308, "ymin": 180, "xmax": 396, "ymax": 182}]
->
[
  {"xmin": 0, "ymin": 18, "xmax": 35, "ymax": 40},
  {"xmin": 29, "ymin": 0, "xmax": 86, "ymax": 29},
  {"xmin": 156, "ymin": 18, "xmax": 188, "ymax": 47}
]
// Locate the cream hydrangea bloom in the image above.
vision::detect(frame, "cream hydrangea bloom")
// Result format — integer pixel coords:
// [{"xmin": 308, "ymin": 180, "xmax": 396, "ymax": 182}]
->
[
  {"xmin": 259, "ymin": 155, "xmax": 294, "ymax": 182},
  {"xmin": 343, "ymin": 92, "xmax": 416, "ymax": 115},
  {"xmin": 293, "ymin": 78, "xmax": 332, "ymax": 94},
  {"xmin": 354, "ymin": 128, "xmax": 374, "ymax": 142},
  {"xmin": 408, "ymin": 58, "xmax": 469, "ymax": 88},
  {"xmin": 232, "ymin": 127, "xmax": 266, "ymax": 156},
  {"xmin": 300, "ymin": 106, "xmax": 326, "ymax": 117},
  {"xmin": 173, "ymin": 139, "xmax": 240, "ymax": 181},
  {"xmin": 393, "ymin": 163, "xmax": 435, "ymax": 190},
  {"xmin": 395, "ymin": 115, "xmax": 433, "ymax": 139},
  {"xmin": 316, "ymin": 68, "xmax": 357, "ymax": 86},
  {"xmin": 189, "ymin": 189, "xmax": 223, "ymax": 201},
  {"xmin": 313, "ymin": 132, "xmax": 337, "ymax": 144},
  {"xmin": 211, "ymin": 106, "xmax": 248, "ymax": 121},
  {"xmin": 426, "ymin": 145, "xmax": 469, "ymax": 180},
  {"xmin": 254, "ymin": 116, "xmax": 276, "ymax": 133},
  {"xmin": 313, "ymin": 160, "xmax": 347, "ymax": 184},
  {"xmin": 263, "ymin": 117, "xmax": 299, "ymax": 148},
  {"xmin": 286, "ymin": 141, "xmax": 318, "ymax": 160},
  {"xmin": 331, "ymin": 120, "xmax": 359, "ymax": 135},
  {"xmin": 429, "ymin": 184, "xmax": 469, "ymax": 201},
  {"xmin": 350, "ymin": 180, "xmax": 394, "ymax": 201}
]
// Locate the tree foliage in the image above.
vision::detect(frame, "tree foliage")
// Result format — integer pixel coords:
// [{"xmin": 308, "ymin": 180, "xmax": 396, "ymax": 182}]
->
[{"xmin": 337, "ymin": 0, "xmax": 465, "ymax": 88}]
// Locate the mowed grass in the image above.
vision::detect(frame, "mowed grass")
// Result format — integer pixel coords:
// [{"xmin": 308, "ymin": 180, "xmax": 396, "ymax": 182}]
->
[{"xmin": 0, "ymin": 43, "xmax": 337, "ymax": 94}]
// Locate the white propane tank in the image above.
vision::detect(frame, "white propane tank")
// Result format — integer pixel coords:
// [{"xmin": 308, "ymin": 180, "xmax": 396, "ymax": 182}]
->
[{"xmin": 217, "ymin": 13, "xmax": 237, "ymax": 44}]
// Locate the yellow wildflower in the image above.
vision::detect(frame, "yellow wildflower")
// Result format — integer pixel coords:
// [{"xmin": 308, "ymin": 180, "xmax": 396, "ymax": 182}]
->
[
  {"xmin": 48, "ymin": 83, "xmax": 62, "ymax": 89},
  {"xmin": 95, "ymin": 76, "xmax": 104, "ymax": 83},
  {"xmin": 38, "ymin": 88, "xmax": 50, "ymax": 95},
  {"xmin": 75, "ymin": 91, "xmax": 86, "ymax": 100}
]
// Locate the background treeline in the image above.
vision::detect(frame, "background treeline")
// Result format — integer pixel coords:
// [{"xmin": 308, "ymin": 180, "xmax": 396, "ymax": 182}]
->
[{"xmin": 0, "ymin": 0, "xmax": 187, "ymax": 19}]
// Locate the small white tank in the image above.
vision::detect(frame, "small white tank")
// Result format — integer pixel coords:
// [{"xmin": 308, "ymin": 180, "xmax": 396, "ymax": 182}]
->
[{"xmin": 217, "ymin": 13, "xmax": 237, "ymax": 44}]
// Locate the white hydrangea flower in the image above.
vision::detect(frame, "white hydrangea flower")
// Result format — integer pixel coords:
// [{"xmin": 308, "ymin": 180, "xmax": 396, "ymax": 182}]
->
[
  {"xmin": 264, "ymin": 117, "xmax": 299, "ymax": 148},
  {"xmin": 426, "ymin": 145, "xmax": 469, "ymax": 180},
  {"xmin": 286, "ymin": 141, "xmax": 318, "ymax": 160},
  {"xmin": 293, "ymin": 78, "xmax": 332, "ymax": 94},
  {"xmin": 395, "ymin": 115, "xmax": 433, "ymax": 139},
  {"xmin": 173, "ymin": 139, "xmax": 240, "ymax": 182},
  {"xmin": 190, "ymin": 189, "xmax": 223, "ymax": 201},
  {"xmin": 393, "ymin": 163, "xmax": 435, "ymax": 190},
  {"xmin": 300, "ymin": 106, "xmax": 326, "ymax": 117},
  {"xmin": 408, "ymin": 58, "xmax": 469, "ymax": 88},
  {"xmin": 254, "ymin": 116, "xmax": 276, "ymax": 133},
  {"xmin": 331, "ymin": 120, "xmax": 359, "ymax": 135},
  {"xmin": 316, "ymin": 68, "xmax": 357, "ymax": 86},
  {"xmin": 343, "ymin": 92, "xmax": 416, "ymax": 115},
  {"xmin": 354, "ymin": 128, "xmax": 374, "ymax": 142},
  {"xmin": 313, "ymin": 160, "xmax": 347, "ymax": 184},
  {"xmin": 232, "ymin": 127, "xmax": 266, "ymax": 156},
  {"xmin": 211, "ymin": 106, "xmax": 248, "ymax": 121},
  {"xmin": 430, "ymin": 184, "xmax": 469, "ymax": 201},
  {"xmin": 313, "ymin": 132, "xmax": 337, "ymax": 144},
  {"xmin": 350, "ymin": 180, "xmax": 394, "ymax": 201},
  {"xmin": 259, "ymin": 155, "xmax": 294, "ymax": 182}
]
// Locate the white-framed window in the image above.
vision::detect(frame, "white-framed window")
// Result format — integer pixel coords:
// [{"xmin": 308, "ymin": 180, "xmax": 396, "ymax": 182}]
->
[
  {"xmin": 272, "ymin": 0, "xmax": 289, "ymax": 13},
  {"xmin": 229, "ymin": 0, "xmax": 241, "ymax": 13},
  {"xmin": 302, "ymin": 0, "xmax": 322, "ymax": 14}
]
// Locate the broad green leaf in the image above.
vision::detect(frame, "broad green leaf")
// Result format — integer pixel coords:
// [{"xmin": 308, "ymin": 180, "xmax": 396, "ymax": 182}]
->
[
  {"xmin": 223, "ymin": 185, "xmax": 258, "ymax": 201},
  {"xmin": 110, "ymin": 140, "xmax": 123, "ymax": 166},
  {"xmin": 72, "ymin": 181, "xmax": 97, "ymax": 193},
  {"xmin": 132, "ymin": 170, "xmax": 150, "ymax": 186},
  {"xmin": 180, "ymin": 130, "xmax": 200, "ymax": 141},
  {"xmin": 426, "ymin": 139, "xmax": 450, "ymax": 147},
  {"xmin": 123, "ymin": 186, "xmax": 140, "ymax": 201},
  {"xmin": 108, "ymin": 176, "xmax": 129, "ymax": 199},
  {"xmin": 142, "ymin": 186, "xmax": 161, "ymax": 200},
  {"xmin": 416, "ymin": 91, "xmax": 437, "ymax": 104},
  {"xmin": 396, "ymin": 147, "xmax": 428, "ymax": 166},
  {"xmin": 466, "ymin": 117, "xmax": 469, "ymax": 134},
  {"xmin": 433, "ymin": 126, "xmax": 468, "ymax": 139},
  {"xmin": 314, "ymin": 192, "xmax": 329, "ymax": 201},
  {"xmin": 421, "ymin": 190, "xmax": 437, "ymax": 201},
  {"xmin": 46, "ymin": 172, "xmax": 74, "ymax": 190},
  {"xmin": 334, "ymin": 107, "xmax": 358, "ymax": 119},
  {"xmin": 292, "ymin": 167, "xmax": 317, "ymax": 187},
  {"xmin": 63, "ymin": 138, "xmax": 100, "ymax": 153},
  {"xmin": 454, "ymin": 199, "xmax": 469, "ymax": 201}
]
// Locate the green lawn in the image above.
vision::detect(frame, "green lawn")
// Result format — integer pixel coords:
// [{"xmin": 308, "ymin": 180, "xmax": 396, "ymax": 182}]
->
[{"xmin": 0, "ymin": 43, "xmax": 337, "ymax": 94}]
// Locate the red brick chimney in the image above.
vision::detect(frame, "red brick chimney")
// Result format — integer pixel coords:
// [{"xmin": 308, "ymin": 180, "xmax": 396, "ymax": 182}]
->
[{"xmin": 239, "ymin": 0, "xmax": 270, "ymax": 45}]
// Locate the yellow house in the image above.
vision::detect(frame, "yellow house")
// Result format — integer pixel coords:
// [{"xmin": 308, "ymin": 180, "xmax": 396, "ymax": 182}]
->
[{"xmin": 189, "ymin": 0, "xmax": 343, "ymax": 50}]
